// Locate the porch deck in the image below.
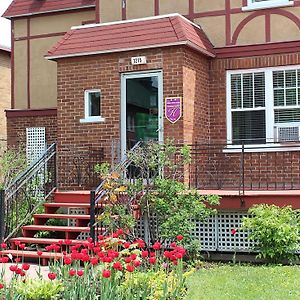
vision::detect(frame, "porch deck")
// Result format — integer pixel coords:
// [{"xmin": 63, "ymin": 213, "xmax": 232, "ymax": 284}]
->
[{"xmin": 199, "ymin": 189, "xmax": 300, "ymax": 209}]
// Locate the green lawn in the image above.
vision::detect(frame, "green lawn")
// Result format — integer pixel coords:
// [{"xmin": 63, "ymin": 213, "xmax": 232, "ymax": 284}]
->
[{"xmin": 185, "ymin": 264, "xmax": 300, "ymax": 300}]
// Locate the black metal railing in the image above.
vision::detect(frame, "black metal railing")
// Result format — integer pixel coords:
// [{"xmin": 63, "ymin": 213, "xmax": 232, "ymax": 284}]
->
[
  {"xmin": 188, "ymin": 142, "xmax": 300, "ymax": 193},
  {"xmin": 90, "ymin": 141, "xmax": 142, "ymax": 242},
  {"xmin": 59, "ymin": 146, "xmax": 105, "ymax": 189},
  {"xmin": 0, "ymin": 143, "xmax": 57, "ymax": 241}
]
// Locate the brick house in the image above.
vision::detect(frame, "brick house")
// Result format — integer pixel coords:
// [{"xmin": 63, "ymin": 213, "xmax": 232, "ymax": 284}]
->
[
  {"xmin": 2, "ymin": 0, "xmax": 300, "ymax": 206},
  {"xmin": 0, "ymin": 45, "xmax": 11, "ymax": 147}
]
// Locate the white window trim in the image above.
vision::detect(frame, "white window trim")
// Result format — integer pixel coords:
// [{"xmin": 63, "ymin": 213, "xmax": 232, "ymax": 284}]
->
[
  {"xmin": 80, "ymin": 89, "xmax": 105, "ymax": 123},
  {"xmin": 242, "ymin": 0, "xmax": 294, "ymax": 11},
  {"xmin": 226, "ymin": 64, "xmax": 300, "ymax": 152}
]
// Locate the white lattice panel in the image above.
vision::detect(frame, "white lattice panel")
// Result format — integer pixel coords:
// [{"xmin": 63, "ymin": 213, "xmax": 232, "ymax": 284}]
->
[
  {"xmin": 135, "ymin": 211, "xmax": 256, "ymax": 252},
  {"xmin": 216, "ymin": 212, "xmax": 255, "ymax": 252},
  {"xmin": 68, "ymin": 208, "xmax": 90, "ymax": 240},
  {"xmin": 193, "ymin": 216, "xmax": 217, "ymax": 251},
  {"xmin": 68, "ymin": 208, "xmax": 85, "ymax": 227},
  {"xmin": 26, "ymin": 127, "xmax": 46, "ymax": 165}
]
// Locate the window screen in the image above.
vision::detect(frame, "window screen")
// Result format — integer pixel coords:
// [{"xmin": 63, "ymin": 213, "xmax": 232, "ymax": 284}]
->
[{"xmin": 231, "ymin": 72, "xmax": 266, "ymax": 144}]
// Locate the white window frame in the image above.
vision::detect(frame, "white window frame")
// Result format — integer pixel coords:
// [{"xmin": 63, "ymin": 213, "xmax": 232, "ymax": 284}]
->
[
  {"xmin": 243, "ymin": 0, "xmax": 294, "ymax": 11},
  {"xmin": 226, "ymin": 65, "xmax": 300, "ymax": 152},
  {"xmin": 80, "ymin": 89, "xmax": 105, "ymax": 123}
]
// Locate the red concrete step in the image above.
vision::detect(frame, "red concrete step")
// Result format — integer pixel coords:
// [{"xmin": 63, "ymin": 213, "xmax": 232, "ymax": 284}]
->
[
  {"xmin": 43, "ymin": 202, "xmax": 107, "ymax": 213},
  {"xmin": 54, "ymin": 191, "xmax": 90, "ymax": 203},
  {"xmin": 0, "ymin": 249, "xmax": 63, "ymax": 260},
  {"xmin": 33, "ymin": 213, "xmax": 90, "ymax": 220},
  {"xmin": 33, "ymin": 213, "xmax": 90, "ymax": 226},
  {"xmin": 22, "ymin": 225, "xmax": 91, "ymax": 233},
  {"xmin": 10, "ymin": 237, "xmax": 84, "ymax": 246}
]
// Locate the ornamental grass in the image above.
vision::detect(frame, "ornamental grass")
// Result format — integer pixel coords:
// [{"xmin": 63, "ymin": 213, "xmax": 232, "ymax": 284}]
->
[{"xmin": 0, "ymin": 232, "xmax": 192, "ymax": 300}]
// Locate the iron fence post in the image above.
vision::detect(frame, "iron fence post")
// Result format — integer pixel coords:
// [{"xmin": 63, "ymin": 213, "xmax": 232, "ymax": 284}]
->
[
  {"xmin": 53, "ymin": 144, "xmax": 57, "ymax": 189},
  {"xmin": 90, "ymin": 190, "xmax": 96, "ymax": 242},
  {"xmin": 239, "ymin": 143, "xmax": 245, "ymax": 207},
  {"xmin": 242, "ymin": 143, "xmax": 245, "ymax": 196},
  {"xmin": 0, "ymin": 190, "xmax": 5, "ymax": 242}
]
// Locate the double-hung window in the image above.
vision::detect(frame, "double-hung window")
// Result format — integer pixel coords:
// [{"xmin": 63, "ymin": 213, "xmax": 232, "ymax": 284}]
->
[
  {"xmin": 227, "ymin": 65, "xmax": 300, "ymax": 145},
  {"xmin": 80, "ymin": 89, "xmax": 105, "ymax": 123},
  {"xmin": 244, "ymin": 0, "xmax": 293, "ymax": 10}
]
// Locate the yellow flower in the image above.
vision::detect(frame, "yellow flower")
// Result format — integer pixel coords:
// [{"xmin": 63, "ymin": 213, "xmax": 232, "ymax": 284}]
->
[
  {"xmin": 115, "ymin": 185, "xmax": 127, "ymax": 193},
  {"xmin": 110, "ymin": 193, "xmax": 117, "ymax": 202},
  {"xmin": 111, "ymin": 172, "xmax": 120, "ymax": 179},
  {"xmin": 103, "ymin": 182, "xmax": 112, "ymax": 190}
]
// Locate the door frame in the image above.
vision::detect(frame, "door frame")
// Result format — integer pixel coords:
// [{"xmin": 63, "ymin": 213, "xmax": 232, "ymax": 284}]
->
[{"xmin": 120, "ymin": 70, "xmax": 164, "ymax": 159}]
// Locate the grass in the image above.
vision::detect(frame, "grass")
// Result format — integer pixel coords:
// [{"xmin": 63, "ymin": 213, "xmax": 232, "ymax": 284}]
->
[{"xmin": 185, "ymin": 264, "xmax": 300, "ymax": 300}]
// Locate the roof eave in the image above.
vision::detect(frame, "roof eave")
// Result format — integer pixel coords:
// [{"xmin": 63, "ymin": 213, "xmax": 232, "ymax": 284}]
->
[
  {"xmin": 46, "ymin": 41, "xmax": 215, "ymax": 61},
  {"xmin": 2, "ymin": 5, "xmax": 95, "ymax": 19},
  {"xmin": 45, "ymin": 41, "xmax": 189, "ymax": 60},
  {"xmin": 186, "ymin": 41, "xmax": 216, "ymax": 58}
]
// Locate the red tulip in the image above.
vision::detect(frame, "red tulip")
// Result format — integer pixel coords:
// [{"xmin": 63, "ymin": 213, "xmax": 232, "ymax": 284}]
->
[
  {"xmin": 153, "ymin": 242, "xmax": 161, "ymax": 250},
  {"xmin": 176, "ymin": 235, "xmax": 183, "ymax": 241},
  {"xmin": 149, "ymin": 257, "xmax": 156, "ymax": 265},
  {"xmin": 126, "ymin": 265, "xmax": 135, "ymax": 272},
  {"xmin": 133, "ymin": 260, "xmax": 141, "ymax": 267},
  {"xmin": 123, "ymin": 242, "xmax": 130, "ymax": 249},
  {"xmin": 69, "ymin": 269, "xmax": 76, "ymax": 277},
  {"xmin": 141, "ymin": 251, "xmax": 149, "ymax": 258},
  {"xmin": 124, "ymin": 256, "xmax": 132, "ymax": 263},
  {"xmin": 0, "ymin": 243, "xmax": 7, "ymax": 249},
  {"xmin": 48, "ymin": 272, "xmax": 56, "ymax": 280},
  {"xmin": 22, "ymin": 263, "xmax": 30, "ymax": 271},
  {"xmin": 64, "ymin": 257, "xmax": 72, "ymax": 265},
  {"xmin": 77, "ymin": 270, "xmax": 84, "ymax": 277},
  {"xmin": 102, "ymin": 269, "xmax": 111, "ymax": 278},
  {"xmin": 90, "ymin": 257, "xmax": 98, "ymax": 265},
  {"xmin": 9, "ymin": 265, "xmax": 17, "ymax": 272},
  {"xmin": 112, "ymin": 261, "xmax": 123, "ymax": 271}
]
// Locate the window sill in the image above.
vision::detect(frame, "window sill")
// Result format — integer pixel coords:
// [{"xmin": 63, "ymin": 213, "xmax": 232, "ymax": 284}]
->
[
  {"xmin": 242, "ymin": 1, "xmax": 294, "ymax": 11},
  {"xmin": 223, "ymin": 143, "xmax": 300, "ymax": 153},
  {"xmin": 80, "ymin": 117, "xmax": 105, "ymax": 123}
]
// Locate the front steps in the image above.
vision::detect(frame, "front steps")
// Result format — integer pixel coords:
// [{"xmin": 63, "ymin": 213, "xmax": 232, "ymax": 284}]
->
[{"xmin": 0, "ymin": 191, "xmax": 101, "ymax": 264}]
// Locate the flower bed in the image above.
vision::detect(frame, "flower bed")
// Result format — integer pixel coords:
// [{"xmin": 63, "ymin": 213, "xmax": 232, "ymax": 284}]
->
[{"xmin": 0, "ymin": 232, "xmax": 192, "ymax": 299}]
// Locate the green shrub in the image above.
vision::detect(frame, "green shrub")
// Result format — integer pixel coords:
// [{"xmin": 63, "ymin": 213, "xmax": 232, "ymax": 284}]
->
[
  {"xmin": 14, "ymin": 279, "xmax": 64, "ymax": 300},
  {"xmin": 120, "ymin": 268, "xmax": 191, "ymax": 300},
  {"xmin": 242, "ymin": 204, "xmax": 300, "ymax": 262}
]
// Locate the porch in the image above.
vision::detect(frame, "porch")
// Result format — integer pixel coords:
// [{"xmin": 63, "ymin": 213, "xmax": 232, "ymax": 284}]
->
[{"xmin": 186, "ymin": 142, "xmax": 300, "ymax": 208}]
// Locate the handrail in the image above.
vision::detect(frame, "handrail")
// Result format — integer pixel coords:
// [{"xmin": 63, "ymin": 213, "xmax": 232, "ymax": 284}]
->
[
  {"xmin": 0, "ymin": 143, "xmax": 57, "ymax": 241},
  {"xmin": 90, "ymin": 141, "xmax": 142, "ymax": 241},
  {"xmin": 94, "ymin": 141, "xmax": 142, "ymax": 204},
  {"xmin": 5, "ymin": 143, "xmax": 56, "ymax": 200}
]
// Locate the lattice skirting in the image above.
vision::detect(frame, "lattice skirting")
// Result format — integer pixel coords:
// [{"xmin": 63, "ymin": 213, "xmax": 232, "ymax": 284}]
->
[
  {"xmin": 68, "ymin": 209, "xmax": 256, "ymax": 252},
  {"xmin": 135, "ymin": 211, "xmax": 256, "ymax": 252}
]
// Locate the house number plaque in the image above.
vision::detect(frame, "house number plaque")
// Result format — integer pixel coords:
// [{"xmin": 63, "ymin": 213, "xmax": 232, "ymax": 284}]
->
[{"xmin": 131, "ymin": 56, "xmax": 147, "ymax": 65}]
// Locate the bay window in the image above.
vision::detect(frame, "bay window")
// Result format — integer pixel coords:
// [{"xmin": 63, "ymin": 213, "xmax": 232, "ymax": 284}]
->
[{"xmin": 227, "ymin": 66, "xmax": 300, "ymax": 145}]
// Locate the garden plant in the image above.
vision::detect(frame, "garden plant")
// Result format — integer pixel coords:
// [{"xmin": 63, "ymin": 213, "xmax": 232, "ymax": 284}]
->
[{"xmin": 0, "ymin": 232, "xmax": 192, "ymax": 299}]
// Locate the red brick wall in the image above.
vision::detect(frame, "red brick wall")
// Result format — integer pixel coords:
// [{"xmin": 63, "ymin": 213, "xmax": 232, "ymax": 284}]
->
[
  {"xmin": 209, "ymin": 52, "xmax": 300, "ymax": 143},
  {"xmin": 6, "ymin": 114, "xmax": 57, "ymax": 148},
  {"xmin": 56, "ymin": 46, "xmax": 210, "ymax": 188},
  {"xmin": 188, "ymin": 52, "xmax": 300, "ymax": 192},
  {"xmin": 183, "ymin": 48, "xmax": 211, "ymax": 144}
]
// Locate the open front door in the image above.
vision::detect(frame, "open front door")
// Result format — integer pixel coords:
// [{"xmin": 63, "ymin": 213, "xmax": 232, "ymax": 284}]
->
[{"xmin": 121, "ymin": 71, "xmax": 163, "ymax": 158}]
